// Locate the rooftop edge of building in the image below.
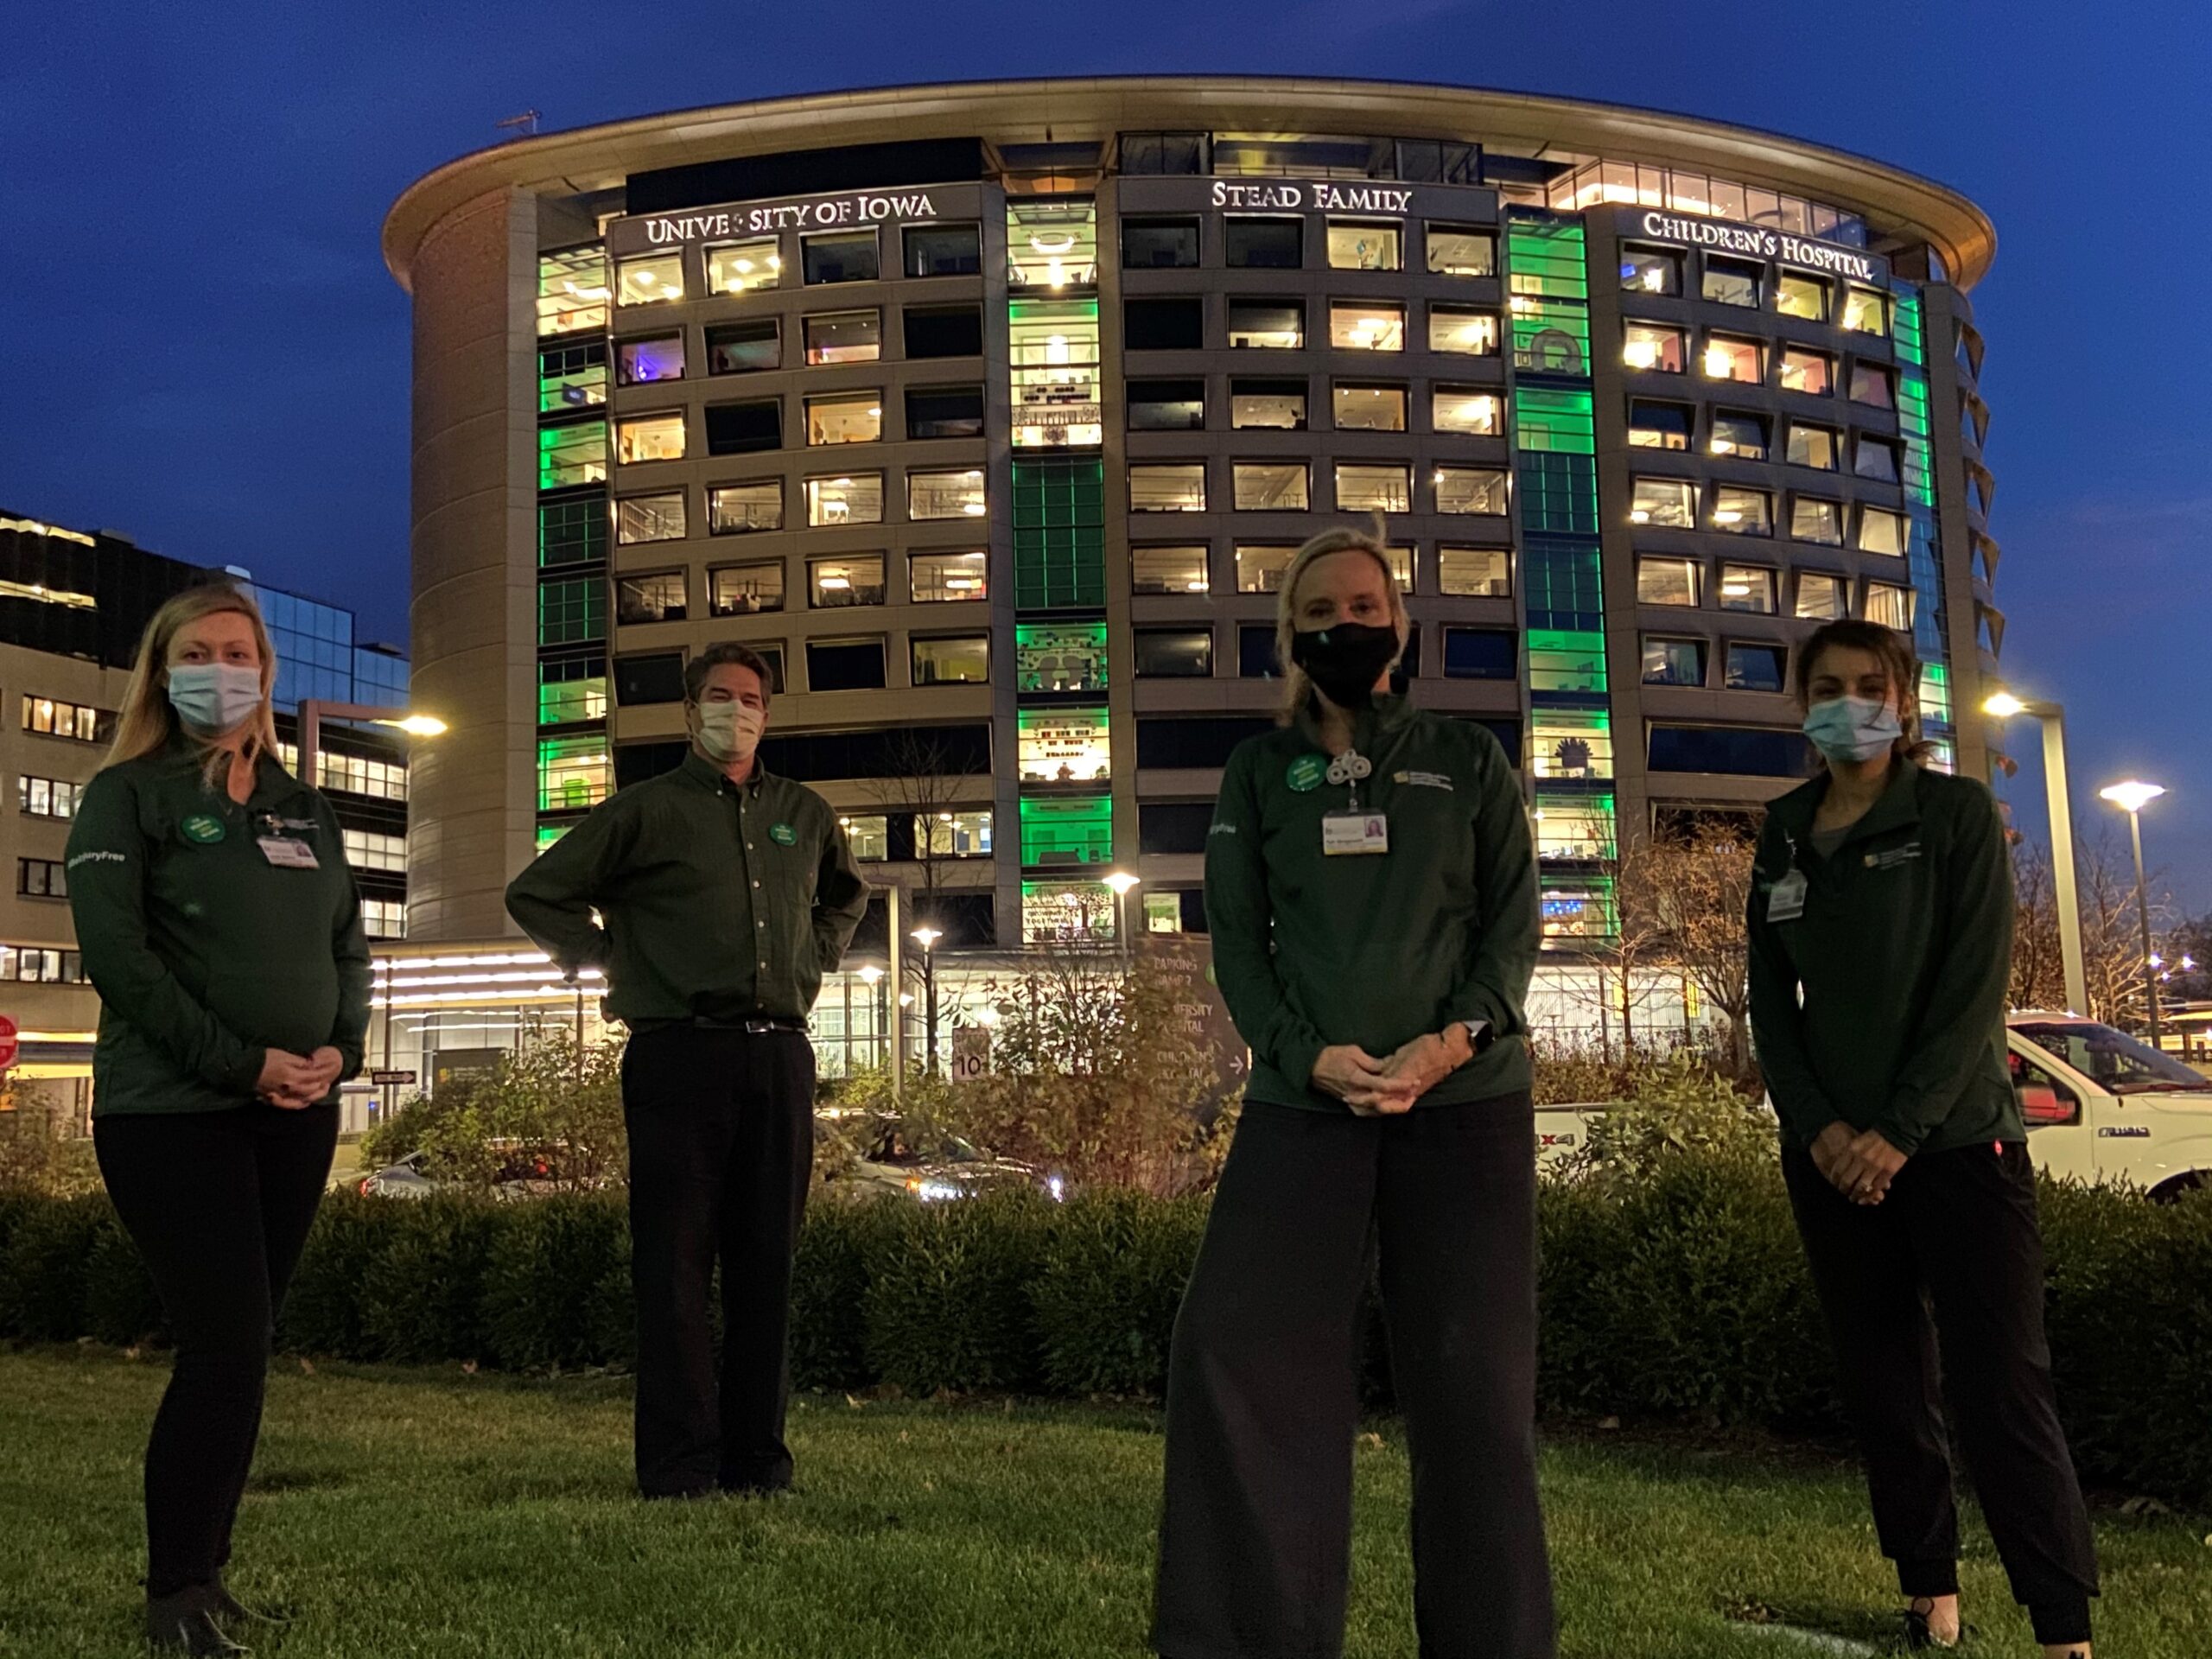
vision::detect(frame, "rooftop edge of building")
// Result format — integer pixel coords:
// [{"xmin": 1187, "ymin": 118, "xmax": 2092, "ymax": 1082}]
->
[{"xmin": 380, "ymin": 75, "xmax": 1997, "ymax": 295}]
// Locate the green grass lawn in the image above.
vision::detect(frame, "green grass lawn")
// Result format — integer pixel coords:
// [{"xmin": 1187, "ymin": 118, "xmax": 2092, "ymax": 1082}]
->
[{"xmin": 0, "ymin": 1348, "xmax": 2204, "ymax": 1657}]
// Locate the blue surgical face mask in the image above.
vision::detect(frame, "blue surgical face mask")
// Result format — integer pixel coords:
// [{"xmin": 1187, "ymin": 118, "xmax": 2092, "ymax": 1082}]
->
[
  {"xmin": 166, "ymin": 663, "xmax": 264, "ymax": 735},
  {"xmin": 1802, "ymin": 696, "xmax": 1902, "ymax": 764}
]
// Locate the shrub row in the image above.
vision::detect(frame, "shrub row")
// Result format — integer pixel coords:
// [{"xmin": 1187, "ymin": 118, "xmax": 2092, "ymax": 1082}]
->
[{"xmin": 3, "ymin": 1166, "xmax": 2208, "ymax": 1503}]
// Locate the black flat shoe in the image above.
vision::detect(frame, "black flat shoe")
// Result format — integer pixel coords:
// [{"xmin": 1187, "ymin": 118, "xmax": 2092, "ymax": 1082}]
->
[
  {"xmin": 145, "ymin": 1589, "xmax": 250, "ymax": 1655},
  {"xmin": 210, "ymin": 1576, "xmax": 292, "ymax": 1626},
  {"xmin": 1903, "ymin": 1599, "xmax": 1961, "ymax": 1650}
]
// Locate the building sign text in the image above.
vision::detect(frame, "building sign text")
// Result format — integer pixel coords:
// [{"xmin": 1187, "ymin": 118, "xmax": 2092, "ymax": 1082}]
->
[
  {"xmin": 1211, "ymin": 181, "xmax": 1415, "ymax": 215},
  {"xmin": 1636, "ymin": 210, "xmax": 1883, "ymax": 283}
]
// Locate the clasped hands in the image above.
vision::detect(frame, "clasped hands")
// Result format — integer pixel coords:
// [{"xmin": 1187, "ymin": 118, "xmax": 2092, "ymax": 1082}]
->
[
  {"xmin": 1810, "ymin": 1120, "xmax": 1908, "ymax": 1205},
  {"xmin": 257, "ymin": 1046, "xmax": 344, "ymax": 1110},
  {"xmin": 1312, "ymin": 1029, "xmax": 1469, "ymax": 1117}
]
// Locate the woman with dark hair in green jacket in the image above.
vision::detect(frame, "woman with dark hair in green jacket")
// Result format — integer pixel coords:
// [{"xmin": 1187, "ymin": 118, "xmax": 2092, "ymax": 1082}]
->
[{"xmin": 1749, "ymin": 618, "xmax": 2099, "ymax": 1658}]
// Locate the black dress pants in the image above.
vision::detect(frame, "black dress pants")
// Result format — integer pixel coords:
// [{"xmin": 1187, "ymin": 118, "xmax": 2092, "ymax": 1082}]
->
[
  {"xmin": 92, "ymin": 1103, "xmax": 337, "ymax": 1599},
  {"xmin": 1154, "ymin": 1095, "xmax": 1555, "ymax": 1659},
  {"xmin": 1783, "ymin": 1139, "xmax": 2098, "ymax": 1648},
  {"xmin": 621, "ymin": 1024, "xmax": 815, "ymax": 1497}
]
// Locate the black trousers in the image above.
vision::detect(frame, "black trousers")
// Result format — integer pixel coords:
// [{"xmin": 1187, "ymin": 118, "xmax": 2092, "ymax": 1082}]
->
[
  {"xmin": 621, "ymin": 1024, "xmax": 815, "ymax": 1497},
  {"xmin": 1154, "ymin": 1096, "xmax": 1555, "ymax": 1659},
  {"xmin": 92, "ymin": 1103, "xmax": 337, "ymax": 1599},
  {"xmin": 1783, "ymin": 1140, "xmax": 2098, "ymax": 1648}
]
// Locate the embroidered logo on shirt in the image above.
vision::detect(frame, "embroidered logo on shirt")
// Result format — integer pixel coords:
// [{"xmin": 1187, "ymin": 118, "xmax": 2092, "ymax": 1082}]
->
[
  {"xmin": 1285, "ymin": 754, "xmax": 1326, "ymax": 792},
  {"xmin": 768, "ymin": 822, "xmax": 797, "ymax": 846},
  {"xmin": 67, "ymin": 849, "xmax": 125, "ymax": 868},
  {"xmin": 180, "ymin": 814, "xmax": 226, "ymax": 844},
  {"xmin": 1208, "ymin": 822, "xmax": 1239, "ymax": 836},
  {"xmin": 1864, "ymin": 842, "xmax": 1923, "ymax": 870},
  {"xmin": 1394, "ymin": 770, "xmax": 1455, "ymax": 791}
]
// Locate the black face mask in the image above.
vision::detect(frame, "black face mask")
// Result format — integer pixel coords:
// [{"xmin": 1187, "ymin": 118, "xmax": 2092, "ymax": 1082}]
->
[{"xmin": 1290, "ymin": 621, "xmax": 1401, "ymax": 710}]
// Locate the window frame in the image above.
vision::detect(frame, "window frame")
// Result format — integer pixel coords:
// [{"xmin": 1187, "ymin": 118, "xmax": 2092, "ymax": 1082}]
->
[
  {"xmin": 910, "ymin": 633, "xmax": 991, "ymax": 687},
  {"xmin": 801, "ymin": 227, "xmax": 881, "ymax": 286},
  {"xmin": 804, "ymin": 390, "xmax": 885, "ymax": 447},
  {"xmin": 704, "ymin": 318, "xmax": 781, "ymax": 376},
  {"xmin": 1622, "ymin": 321, "xmax": 1687, "ymax": 373},
  {"xmin": 1428, "ymin": 304, "xmax": 1500, "ymax": 358},
  {"xmin": 802, "ymin": 308, "xmax": 883, "ymax": 366},
  {"xmin": 807, "ymin": 554, "xmax": 889, "ymax": 609},
  {"xmin": 708, "ymin": 560, "xmax": 786, "ymax": 617},
  {"xmin": 707, "ymin": 479, "xmax": 784, "ymax": 535},
  {"xmin": 614, "ymin": 410, "xmax": 688, "ymax": 466},
  {"xmin": 1232, "ymin": 462, "xmax": 1312, "ymax": 512},
  {"xmin": 1640, "ymin": 634, "xmax": 1708, "ymax": 687}
]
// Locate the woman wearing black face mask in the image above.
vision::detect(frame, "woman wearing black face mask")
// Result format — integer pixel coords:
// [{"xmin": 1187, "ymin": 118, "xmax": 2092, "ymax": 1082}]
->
[{"xmin": 1152, "ymin": 524, "xmax": 1552, "ymax": 1659}]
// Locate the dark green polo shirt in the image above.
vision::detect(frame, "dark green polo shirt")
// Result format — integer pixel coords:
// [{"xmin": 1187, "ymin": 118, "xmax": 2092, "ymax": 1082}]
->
[
  {"xmin": 1205, "ymin": 694, "xmax": 1539, "ymax": 1111},
  {"xmin": 1747, "ymin": 761, "xmax": 2022, "ymax": 1157},
  {"xmin": 64, "ymin": 741, "xmax": 372, "ymax": 1117},
  {"xmin": 505, "ymin": 751, "xmax": 870, "ymax": 1027}
]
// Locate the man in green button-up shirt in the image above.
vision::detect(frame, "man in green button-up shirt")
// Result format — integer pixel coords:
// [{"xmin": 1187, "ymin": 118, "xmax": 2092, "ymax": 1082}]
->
[{"xmin": 506, "ymin": 642, "xmax": 868, "ymax": 1500}]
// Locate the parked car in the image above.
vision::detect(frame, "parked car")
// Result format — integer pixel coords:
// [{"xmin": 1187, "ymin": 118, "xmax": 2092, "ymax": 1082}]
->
[
  {"xmin": 1539, "ymin": 1014, "xmax": 2212, "ymax": 1201},
  {"xmin": 2004, "ymin": 1012, "xmax": 2212, "ymax": 1200},
  {"xmin": 828, "ymin": 1115, "xmax": 1063, "ymax": 1203},
  {"xmin": 358, "ymin": 1149, "xmax": 442, "ymax": 1198}
]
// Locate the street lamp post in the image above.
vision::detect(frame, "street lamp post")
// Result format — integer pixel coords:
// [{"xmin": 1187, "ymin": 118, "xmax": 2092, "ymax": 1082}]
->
[
  {"xmin": 1983, "ymin": 693, "xmax": 2087, "ymax": 1015},
  {"xmin": 1103, "ymin": 870, "xmax": 1140, "ymax": 962},
  {"xmin": 2099, "ymin": 780, "xmax": 2166, "ymax": 1047},
  {"xmin": 911, "ymin": 925, "xmax": 943, "ymax": 1075}
]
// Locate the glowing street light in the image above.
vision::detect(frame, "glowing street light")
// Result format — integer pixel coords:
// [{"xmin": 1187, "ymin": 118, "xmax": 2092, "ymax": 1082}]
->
[
  {"xmin": 1982, "ymin": 690, "xmax": 2085, "ymax": 1014},
  {"xmin": 2099, "ymin": 780, "xmax": 2168, "ymax": 1046},
  {"xmin": 1103, "ymin": 870, "xmax": 1140, "ymax": 956}
]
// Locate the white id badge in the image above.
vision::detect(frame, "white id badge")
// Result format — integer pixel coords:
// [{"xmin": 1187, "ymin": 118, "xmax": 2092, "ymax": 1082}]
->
[
  {"xmin": 1765, "ymin": 869, "xmax": 1808, "ymax": 922},
  {"xmin": 257, "ymin": 836, "xmax": 321, "ymax": 869},
  {"xmin": 1321, "ymin": 811, "xmax": 1389, "ymax": 856}
]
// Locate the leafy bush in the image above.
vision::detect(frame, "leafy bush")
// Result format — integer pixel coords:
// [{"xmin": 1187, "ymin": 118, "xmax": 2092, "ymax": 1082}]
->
[
  {"xmin": 1567, "ymin": 1051, "xmax": 1771, "ymax": 1182},
  {"xmin": 1030, "ymin": 1190, "xmax": 1207, "ymax": 1396},
  {"xmin": 789, "ymin": 1193, "xmax": 905, "ymax": 1390},
  {"xmin": 364, "ymin": 1026, "xmax": 627, "ymax": 1192},
  {"xmin": 0, "ymin": 1193, "xmax": 109, "ymax": 1339},
  {"xmin": 357, "ymin": 1197, "xmax": 499, "ymax": 1364},
  {"xmin": 861, "ymin": 1188, "xmax": 1054, "ymax": 1394},
  {"xmin": 5, "ymin": 1155, "xmax": 2211, "ymax": 1506},
  {"xmin": 478, "ymin": 1195, "xmax": 632, "ymax": 1372},
  {"xmin": 0, "ymin": 1106, "xmax": 101, "ymax": 1198}
]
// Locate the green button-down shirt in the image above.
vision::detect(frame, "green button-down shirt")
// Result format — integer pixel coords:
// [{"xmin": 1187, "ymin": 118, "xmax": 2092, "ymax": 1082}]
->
[
  {"xmin": 64, "ymin": 739, "xmax": 372, "ymax": 1116},
  {"xmin": 1205, "ymin": 694, "xmax": 1540, "ymax": 1111},
  {"xmin": 505, "ymin": 751, "xmax": 870, "ymax": 1027},
  {"xmin": 1747, "ymin": 761, "xmax": 2022, "ymax": 1157}
]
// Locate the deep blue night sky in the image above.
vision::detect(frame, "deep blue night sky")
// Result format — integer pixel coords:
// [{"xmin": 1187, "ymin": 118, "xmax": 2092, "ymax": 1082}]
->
[{"xmin": 5, "ymin": 3, "xmax": 2208, "ymax": 897}]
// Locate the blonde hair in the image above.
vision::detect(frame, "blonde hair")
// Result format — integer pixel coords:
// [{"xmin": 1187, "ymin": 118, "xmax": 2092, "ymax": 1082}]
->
[
  {"xmin": 105, "ymin": 584, "xmax": 283, "ymax": 786},
  {"xmin": 1271, "ymin": 516, "xmax": 1412, "ymax": 723}
]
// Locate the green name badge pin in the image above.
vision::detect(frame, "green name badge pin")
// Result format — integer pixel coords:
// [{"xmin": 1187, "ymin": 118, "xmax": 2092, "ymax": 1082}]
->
[
  {"xmin": 1286, "ymin": 754, "xmax": 1326, "ymax": 793},
  {"xmin": 180, "ymin": 814, "xmax": 226, "ymax": 845},
  {"xmin": 768, "ymin": 822, "xmax": 797, "ymax": 847}
]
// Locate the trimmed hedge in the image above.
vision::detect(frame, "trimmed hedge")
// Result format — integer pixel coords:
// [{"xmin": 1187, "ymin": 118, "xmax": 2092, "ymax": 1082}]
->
[{"xmin": 3, "ymin": 1166, "xmax": 2209, "ymax": 1503}]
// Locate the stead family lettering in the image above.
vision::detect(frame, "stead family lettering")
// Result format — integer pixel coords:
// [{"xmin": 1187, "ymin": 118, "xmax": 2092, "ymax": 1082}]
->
[
  {"xmin": 640, "ymin": 191, "xmax": 941, "ymax": 246},
  {"xmin": 1637, "ymin": 211, "xmax": 1879, "ymax": 282},
  {"xmin": 1210, "ymin": 181, "xmax": 1415, "ymax": 215}
]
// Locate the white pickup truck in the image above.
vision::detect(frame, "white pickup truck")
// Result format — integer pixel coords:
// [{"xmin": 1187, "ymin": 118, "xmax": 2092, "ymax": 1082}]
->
[{"xmin": 1537, "ymin": 1013, "xmax": 2212, "ymax": 1200}]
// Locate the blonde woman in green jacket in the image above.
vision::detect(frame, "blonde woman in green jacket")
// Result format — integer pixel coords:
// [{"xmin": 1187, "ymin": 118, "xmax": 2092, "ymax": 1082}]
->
[{"xmin": 65, "ymin": 585, "xmax": 371, "ymax": 1656}]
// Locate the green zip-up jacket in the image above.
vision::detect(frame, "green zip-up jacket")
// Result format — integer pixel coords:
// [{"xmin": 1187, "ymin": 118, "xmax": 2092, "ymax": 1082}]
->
[
  {"xmin": 1205, "ymin": 694, "xmax": 1539, "ymax": 1111},
  {"xmin": 1746, "ymin": 761, "xmax": 2022, "ymax": 1157},
  {"xmin": 64, "ymin": 741, "xmax": 372, "ymax": 1117},
  {"xmin": 505, "ymin": 751, "xmax": 869, "ymax": 1027}
]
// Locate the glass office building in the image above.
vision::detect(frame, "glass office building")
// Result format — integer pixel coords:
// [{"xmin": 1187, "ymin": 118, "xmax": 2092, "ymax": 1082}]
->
[{"xmin": 385, "ymin": 78, "xmax": 2000, "ymax": 951}]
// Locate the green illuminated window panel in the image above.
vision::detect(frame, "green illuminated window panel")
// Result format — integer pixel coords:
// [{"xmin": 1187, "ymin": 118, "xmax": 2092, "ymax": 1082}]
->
[
  {"xmin": 1522, "ymin": 541, "xmax": 1604, "ymax": 626},
  {"xmin": 538, "ymin": 499, "xmax": 607, "ymax": 568},
  {"xmin": 1513, "ymin": 387, "xmax": 1595, "ymax": 453},
  {"xmin": 539, "ymin": 420, "xmax": 607, "ymax": 491},
  {"xmin": 1505, "ymin": 218, "xmax": 1589, "ymax": 300},
  {"xmin": 1020, "ymin": 794, "xmax": 1114, "ymax": 868},
  {"xmin": 1541, "ymin": 875, "xmax": 1618, "ymax": 941},
  {"xmin": 1017, "ymin": 621, "xmax": 1109, "ymax": 695},
  {"xmin": 539, "ymin": 340, "xmax": 607, "ymax": 413},
  {"xmin": 1021, "ymin": 880, "xmax": 1116, "ymax": 943},
  {"xmin": 1892, "ymin": 289, "xmax": 1926, "ymax": 367},
  {"xmin": 537, "ymin": 736, "xmax": 610, "ymax": 813},
  {"xmin": 1528, "ymin": 628, "xmax": 1607, "ymax": 695},
  {"xmin": 1516, "ymin": 454, "xmax": 1599, "ymax": 536},
  {"xmin": 1529, "ymin": 708, "xmax": 1614, "ymax": 782},
  {"xmin": 537, "ymin": 246, "xmax": 609, "ymax": 338},
  {"xmin": 535, "ymin": 823, "xmax": 573, "ymax": 855},
  {"xmin": 538, "ymin": 658, "xmax": 607, "ymax": 725},
  {"xmin": 1918, "ymin": 663, "xmax": 1953, "ymax": 726},
  {"xmin": 537, "ymin": 578, "xmax": 605, "ymax": 646},
  {"xmin": 1534, "ymin": 792, "xmax": 1618, "ymax": 862},
  {"xmin": 1012, "ymin": 458, "xmax": 1107, "ymax": 609},
  {"xmin": 1510, "ymin": 298, "xmax": 1592, "ymax": 377}
]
